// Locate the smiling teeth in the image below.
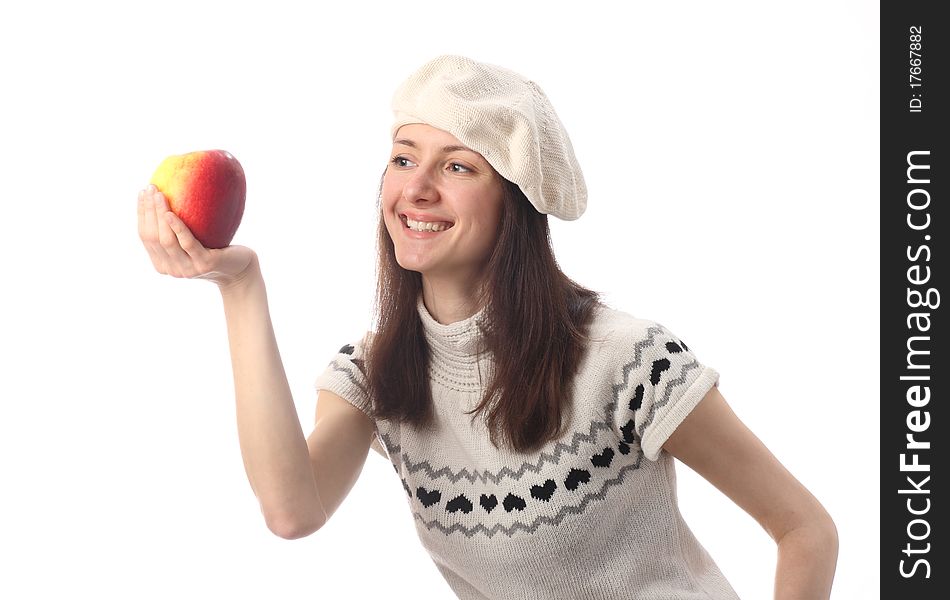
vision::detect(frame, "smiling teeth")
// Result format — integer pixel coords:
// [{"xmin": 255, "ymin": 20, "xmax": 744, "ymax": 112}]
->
[{"xmin": 406, "ymin": 217, "xmax": 452, "ymax": 232}]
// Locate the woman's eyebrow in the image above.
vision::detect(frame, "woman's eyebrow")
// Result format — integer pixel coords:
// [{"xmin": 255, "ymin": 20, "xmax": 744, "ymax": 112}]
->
[{"xmin": 393, "ymin": 138, "xmax": 476, "ymax": 155}]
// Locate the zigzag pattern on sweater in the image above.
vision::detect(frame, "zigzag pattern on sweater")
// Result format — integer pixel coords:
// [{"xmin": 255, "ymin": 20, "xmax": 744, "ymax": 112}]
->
[
  {"xmin": 357, "ymin": 324, "xmax": 698, "ymax": 538},
  {"xmin": 323, "ymin": 359, "xmax": 366, "ymax": 393},
  {"xmin": 411, "ymin": 454, "xmax": 648, "ymax": 538},
  {"xmin": 323, "ymin": 323, "xmax": 695, "ymax": 468},
  {"xmin": 319, "ymin": 320, "xmax": 701, "ymax": 537},
  {"xmin": 379, "ymin": 336, "xmax": 700, "ymax": 486},
  {"xmin": 314, "ymin": 306, "xmax": 741, "ymax": 597},
  {"xmin": 378, "ymin": 418, "xmax": 614, "ymax": 484}
]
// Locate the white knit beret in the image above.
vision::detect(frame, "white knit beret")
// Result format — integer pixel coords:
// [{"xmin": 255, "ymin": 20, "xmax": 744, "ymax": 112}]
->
[{"xmin": 390, "ymin": 55, "xmax": 587, "ymax": 221}]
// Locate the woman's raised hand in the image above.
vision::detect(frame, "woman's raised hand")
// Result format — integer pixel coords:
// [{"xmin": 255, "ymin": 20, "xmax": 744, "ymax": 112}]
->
[{"xmin": 138, "ymin": 184, "xmax": 257, "ymax": 290}]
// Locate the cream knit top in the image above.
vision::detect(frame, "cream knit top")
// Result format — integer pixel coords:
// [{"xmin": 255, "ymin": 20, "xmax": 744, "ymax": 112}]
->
[{"xmin": 315, "ymin": 296, "xmax": 740, "ymax": 599}]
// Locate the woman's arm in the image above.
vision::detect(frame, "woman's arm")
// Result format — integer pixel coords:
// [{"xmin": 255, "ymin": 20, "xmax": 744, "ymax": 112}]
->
[
  {"xmin": 218, "ymin": 257, "xmax": 326, "ymax": 539},
  {"xmin": 140, "ymin": 186, "xmax": 376, "ymax": 539},
  {"xmin": 220, "ymin": 265, "xmax": 376, "ymax": 540},
  {"xmin": 662, "ymin": 385, "xmax": 839, "ymax": 600}
]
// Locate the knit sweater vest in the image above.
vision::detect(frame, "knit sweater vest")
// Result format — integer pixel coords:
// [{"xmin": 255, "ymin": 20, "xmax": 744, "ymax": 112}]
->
[{"xmin": 315, "ymin": 296, "xmax": 740, "ymax": 600}]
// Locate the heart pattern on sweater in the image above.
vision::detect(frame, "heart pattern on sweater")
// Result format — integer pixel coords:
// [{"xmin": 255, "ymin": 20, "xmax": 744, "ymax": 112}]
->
[
  {"xmin": 530, "ymin": 479, "xmax": 557, "ymax": 502},
  {"xmin": 417, "ymin": 486, "xmax": 441, "ymax": 508},
  {"xmin": 591, "ymin": 447, "xmax": 614, "ymax": 468},
  {"xmin": 480, "ymin": 494, "xmax": 498, "ymax": 513},
  {"xmin": 326, "ymin": 322, "xmax": 706, "ymax": 538},
  {"xmin": 503, "ymin": 493, "xmax": 527, "ymax": 512},
  {"xmin": 629, "ymin": 384, "xmax": 644, "ymax": 411},
  {"xmin": 447, "ymin": 494, "xmax": 474, "ymax": 514},
  {"xmin": 649, "ymin": 357, "xmax": 671, "ymax": 385},
  {"xmin": 564, "ymin": 468, "xmax": 591, "ymax": 491},
  {"xmin": 620, "ymin": 419, "xmax": 636, "ymax": 444}
]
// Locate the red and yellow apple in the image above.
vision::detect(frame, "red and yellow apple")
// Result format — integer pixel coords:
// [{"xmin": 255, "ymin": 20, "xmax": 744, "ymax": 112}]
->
[{"xmin": 150, "ymin": 150, "xmax": 246, "ymax": 249}]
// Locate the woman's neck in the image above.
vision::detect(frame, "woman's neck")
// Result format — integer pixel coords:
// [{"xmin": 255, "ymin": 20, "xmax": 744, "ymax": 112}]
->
[{"xmin": 421, "ymin": 277, "xmax": 484, "ymax": 325}]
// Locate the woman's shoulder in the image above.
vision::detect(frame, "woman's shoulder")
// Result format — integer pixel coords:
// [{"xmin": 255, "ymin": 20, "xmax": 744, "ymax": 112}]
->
[
  {"xmin": 340, "ymin": 329, "xmax": 374, "ymax": 353},
  {"xmin": 324, "ymin": 329, "xmax": 376, "ymax": 378},
  {"xmin": 583, "ymin": 303, "xmax": 707, "ymax": 382},
  {"xmin": 585, "ymin": 302, "xmax": 662, "ymax": 347}
]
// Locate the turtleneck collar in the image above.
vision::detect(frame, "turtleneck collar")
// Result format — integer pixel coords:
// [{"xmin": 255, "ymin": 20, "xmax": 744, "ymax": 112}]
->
[
  {"xmin": 416, "ymin": 294, "xmax": 488, "ymax": 361},
  {"xmin": 416, "ymin": 294, "xmax": 492, "ymax": 391}
]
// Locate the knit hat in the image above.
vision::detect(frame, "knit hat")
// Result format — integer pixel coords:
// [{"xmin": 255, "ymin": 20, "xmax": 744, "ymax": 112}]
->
[{"xmin": 390, "ymin": 55, "xmax": 587, "ymax": 221}]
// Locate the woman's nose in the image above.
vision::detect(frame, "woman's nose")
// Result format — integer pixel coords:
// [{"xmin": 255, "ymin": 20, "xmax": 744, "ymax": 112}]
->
[{"xmin": 402, "ymin": 165, "xmax": 440, "ymax": 204}]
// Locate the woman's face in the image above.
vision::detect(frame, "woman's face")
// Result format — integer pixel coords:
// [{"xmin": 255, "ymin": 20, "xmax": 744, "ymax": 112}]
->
[{"xmin": 381, "ymin": 123, "xmax": 505, "ymax": 285}]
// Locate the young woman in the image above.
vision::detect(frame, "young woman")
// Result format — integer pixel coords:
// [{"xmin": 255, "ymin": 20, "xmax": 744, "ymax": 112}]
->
[{"xmin": 138, "ymin": 55, "xmax": 838, "ymax": 599}]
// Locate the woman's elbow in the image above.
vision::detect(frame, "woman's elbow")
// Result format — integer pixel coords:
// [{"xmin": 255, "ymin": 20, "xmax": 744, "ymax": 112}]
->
[
  {"xmin": 783, "ymin": 509, "xmax": 838, "ymax": 558},
  {"xmin": 820, "ymin": 512, "xmax": 839, "ymax": 555},
  {"xmin": 265, "ymin": 508, "xmax": 326, "ymax": 540},
  {"xmin": 808, "ymin": 503, "xmax": 838, "ymax": 545}
]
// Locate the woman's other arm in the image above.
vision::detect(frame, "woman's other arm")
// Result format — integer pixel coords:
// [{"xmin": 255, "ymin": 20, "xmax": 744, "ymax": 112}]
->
[
  {"xmin": 663, "ymin": 386, "xmax": 839, "ymax": 600},
  {"xmin": 138, "ymin": 185, "xmax": 372, "ymax": 539}
]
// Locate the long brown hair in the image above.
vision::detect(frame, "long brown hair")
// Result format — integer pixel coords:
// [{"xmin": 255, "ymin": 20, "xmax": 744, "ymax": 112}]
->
[{"xmin": 365, "ymin": 175, "xmax": 602, "ymax": 454}]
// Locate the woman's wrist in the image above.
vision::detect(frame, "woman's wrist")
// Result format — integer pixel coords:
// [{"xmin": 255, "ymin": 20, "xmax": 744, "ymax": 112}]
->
[{"xmin": 217, "ymin": 253, "xmax": 263, "ymax": 298}]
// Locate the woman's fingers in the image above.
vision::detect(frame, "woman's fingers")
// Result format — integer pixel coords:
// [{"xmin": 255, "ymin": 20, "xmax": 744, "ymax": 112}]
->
[
  {"xmin": 137, "ymin": 188, "xmax": 148, "ymax": 242},
  {"xmin": 138, "ymin": 183, "xmax": 242, "ymax": 283},
  {"xmin": 152, "ymin": 189, "xmax": 191, "ymax": 273},
  {"xmin": 141, "ymin": 187, "xmax": 156, "ymax": 243},
  {"xmin": 165, "ymin": 209, "xmax": 210, "ymax": 266},
  {"xmin": 141, "ymin": 186, "xmax": 162, "ymax": 262}
]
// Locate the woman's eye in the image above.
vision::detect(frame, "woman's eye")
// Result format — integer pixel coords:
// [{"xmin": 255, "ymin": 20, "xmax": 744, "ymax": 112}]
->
[
  {"xmin": 390, "ymin": 156, "xmax": 414, "ymax": 168},
  {"xmin": 449, "ymin": 162, "xmax": 471, "ymax": 173}
]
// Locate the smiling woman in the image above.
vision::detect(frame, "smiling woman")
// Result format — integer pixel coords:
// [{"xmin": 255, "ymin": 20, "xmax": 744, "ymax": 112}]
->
[
  {"xmin": 310, "ymin": 55, "xmax": 838, "ymax": 599},
  {"xmin": 381, "ymin": 124, "xmax": 505, "ymax": 291},
  {"xmin": 138, "ymin": 54, "xmax": 838, "ymax": 600}
]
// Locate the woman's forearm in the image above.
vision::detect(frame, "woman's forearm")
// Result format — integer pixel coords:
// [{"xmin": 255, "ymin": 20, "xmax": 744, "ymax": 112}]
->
[
  {"xmin": 774, "ymin": 517, "xmax": 839, "ymax": 600},
  {"xmin": 219, "ymin": 257, "xmax": 324, "ymax": 538}
]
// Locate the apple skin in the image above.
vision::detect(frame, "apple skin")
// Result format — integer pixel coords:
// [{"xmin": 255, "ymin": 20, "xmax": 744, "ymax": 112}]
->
[{"xmin": 150, "ymin": 150, "xmax": 246, "ymax": 249}]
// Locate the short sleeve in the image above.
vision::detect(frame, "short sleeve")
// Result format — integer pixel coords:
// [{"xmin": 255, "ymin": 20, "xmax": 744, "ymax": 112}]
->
[
  {"xmin": 314, "ymin": 332, "xmax": 373, "ymax": 417},
  {"xmin": 612, "ymin": 320, "xmax": 720, "ymax": 461}
]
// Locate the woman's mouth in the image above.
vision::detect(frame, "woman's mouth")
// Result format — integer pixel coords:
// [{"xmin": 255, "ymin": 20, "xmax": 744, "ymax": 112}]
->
[{"xmin": 401, "ymin": 215, "xmax": 455, "ymax": 233}]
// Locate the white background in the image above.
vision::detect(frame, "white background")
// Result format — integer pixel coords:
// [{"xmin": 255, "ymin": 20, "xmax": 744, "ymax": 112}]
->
[{"xmin": 0, "ymin": 1, "xmax": 878, "ymax": 598}]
